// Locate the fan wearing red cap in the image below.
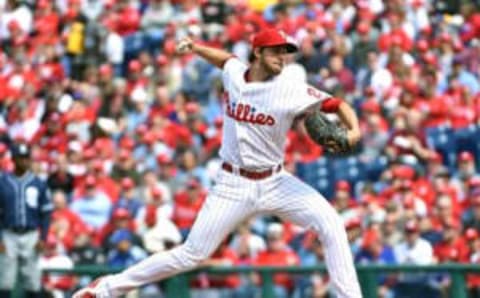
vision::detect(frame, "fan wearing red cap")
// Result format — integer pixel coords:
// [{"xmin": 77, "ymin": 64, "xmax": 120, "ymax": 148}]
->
[
  {"xmin": 332, "ymin": 180, "xmax": 357, "ymax": 214},
  {"xmin": 456, "ymin": 151, "xmax": 477, "ymax": 179},
  {"xmin": 355, "ymin": 229, "xmax": 396, "ymax": 276},
  {"xmin": 74, "ymin": 27, "xmax": 363, "ymax": 298},
  {"xmin": 94, "ymin": 207, "xmax": 137, "ymax": 256}
]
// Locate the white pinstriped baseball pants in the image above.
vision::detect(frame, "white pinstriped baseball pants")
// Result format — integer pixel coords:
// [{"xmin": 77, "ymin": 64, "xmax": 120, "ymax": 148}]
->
[{"xmin": 105, "ymin": 169, "xmax": 362, "ymax": 298}]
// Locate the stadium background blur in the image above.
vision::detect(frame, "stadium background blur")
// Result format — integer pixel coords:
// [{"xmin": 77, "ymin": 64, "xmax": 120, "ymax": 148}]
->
[{"xmin": 1, "ymin": 0, "xmax": 480, "ymax": 297}]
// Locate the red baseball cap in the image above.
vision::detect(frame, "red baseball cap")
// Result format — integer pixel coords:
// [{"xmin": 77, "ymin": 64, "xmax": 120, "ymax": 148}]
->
[
  {"xmin": 429, "ymin": 151, "xmax": 443, "ymax": 163},
  {"xmin": 392, "ymin": 165, "xmax": 415, "ymax": 180},
  {"xmin": 121, "ymin": 177, "xmax": 134, "ymax": 189},
  {"xmin": 118, "ymin": 149, "xmax": 130, "ymax": 160},
  {"xmin": 252, "ymin": 29, "xmax": 298, "ymax": 53},
  {"xmin": 112, "ymin": 208, "xmax": 130, "ymax": 219},
  {"xmin": 404, "ymin": 220, "xmax": 419, "ymax": 233},
  {"xmin": 92, "ymin": 160, "xmax": 104, "ymax": 171},
  {"xmin": 362, "ymin": 229, "xmax": 380, "ymax": 248},
  {"xmin": 469, "ymin": 176, "xmax": 480, "ymax": 188},
  {"xmin": 187, "ymin": 178, "xmax": 201, "ymax": 189},
  {"xmin": 458, "ymin": 151, "xmax": 474, "ymax": 162},
  {"xmin": 128, "ymin": 60, "xmax": 141, "ymax": 72},
  {"xmin": 345, "ymin": 217, "xmax": 362, "ymax": 229},
  {"xmin": 361, "ymin": 100, "xmax": 380, "ymax": 113},
  {"xmin": 357, "ymin": 22, "xmax": 370, "ymax": 35},
  {"xmin": 151, "ymin": 187, "xmax": 163, "ymax": 199},
  {"xmin": 156, "ymin": 154, "xmax": 172, "ymax": 164},
  {"xmin": 416, "ymin": 39, "xmax": 429, "ymax": 52},
  {"xmin": 99, "ymin": 64, "xmax": 113, "ymax": 76},
  {"xmin": 120, "ymin": 137, "xmax": 135, "ymax": 150},
  {"xmin": 335, "ymin": 180, "xmax": 351, "ymax": 192},
  {"xmin": 465, "ymin": 228, "xmax": 478, "ymax": 241},
  {"xmin": 85, "ymin": 175, "xmax": 96, "ymax": 187}
]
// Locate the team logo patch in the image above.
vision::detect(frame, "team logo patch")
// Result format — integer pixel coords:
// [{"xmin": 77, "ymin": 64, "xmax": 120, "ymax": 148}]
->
[{"xmin": 26, "ymin": 186, "xmax": 39, "ymax": 208}]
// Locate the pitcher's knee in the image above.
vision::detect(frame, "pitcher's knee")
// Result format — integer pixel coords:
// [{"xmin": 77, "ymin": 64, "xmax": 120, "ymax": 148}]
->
[{"xmin": 318, "ymin": 211, "xmax": 347, "ymax": 242}]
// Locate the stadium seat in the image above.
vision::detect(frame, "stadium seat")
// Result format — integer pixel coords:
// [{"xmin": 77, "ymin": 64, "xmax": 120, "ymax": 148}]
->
[
  {"xmin": 362, "ymin": 155, "xmax": 389, "ymax": 181},
  {"xmin": 454, "ymin": 125, "xmax": 478, "ymax": 156},
  {"xmin": 426, "ymin": 126, "xmax": 457, "ymax": 171},
  {"xmin": 124, "ymin": 32, "xmax": 146, "ymax": 58},
  {"xmin": 296, "ymin": 158, "xmax": 335, "ymax": 199},
  {"xmin": 331, "ymin": 156, "xmax": 366, "ymax": 194}
]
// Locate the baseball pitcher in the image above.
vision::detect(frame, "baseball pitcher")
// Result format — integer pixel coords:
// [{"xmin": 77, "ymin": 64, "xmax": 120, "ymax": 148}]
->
[{"xmin": 74, "ymin": 29, "xmax": 363, "ymax": 298}]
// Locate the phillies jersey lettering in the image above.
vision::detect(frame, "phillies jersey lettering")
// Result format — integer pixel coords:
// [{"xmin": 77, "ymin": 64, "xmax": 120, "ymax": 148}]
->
[
  {"xmin": 225, "ymin": 95, "xmax": 276, "ymax": 126},
  {"xmin": 220, "ymin": 57, "xmax": 331, "ymax": 170}
]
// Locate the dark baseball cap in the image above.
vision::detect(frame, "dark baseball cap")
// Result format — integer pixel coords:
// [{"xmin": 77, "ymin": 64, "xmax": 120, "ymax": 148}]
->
[
  {"xmin": 252, "ymin": 29, "xmax": 298, "ymax": 53},
  {"xmin": 10, "ymin": 143, "xmax": 30, "ymax": 158}
]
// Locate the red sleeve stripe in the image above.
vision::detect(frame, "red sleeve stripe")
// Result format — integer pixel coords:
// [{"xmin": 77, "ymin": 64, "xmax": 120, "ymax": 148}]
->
[{"xmin": 320, "ymin": 97, "xmax": 342, "ymax": 113}]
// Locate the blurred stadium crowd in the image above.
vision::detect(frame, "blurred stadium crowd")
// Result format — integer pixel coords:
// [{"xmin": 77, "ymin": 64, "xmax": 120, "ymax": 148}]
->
[{"xmin": 1, "ymin": 0, "xmax": 480, "ymax": 297}]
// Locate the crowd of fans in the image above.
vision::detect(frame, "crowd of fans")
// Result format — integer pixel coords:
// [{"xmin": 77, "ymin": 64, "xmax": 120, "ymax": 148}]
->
[{"xmin": 1, "ymin": 0, "xmax": 480, "ymax": 297}]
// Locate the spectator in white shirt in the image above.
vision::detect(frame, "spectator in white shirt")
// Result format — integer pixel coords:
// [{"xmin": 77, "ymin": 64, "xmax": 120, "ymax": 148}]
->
[
  {"xmin": 39, "ymin": 237, "xmax": 76, "ymax": 298},
  {"xmin": 394, "ymin": 219, "xmax": 439, "ymax": 297},
  {"xmin": 104, "ymin": 23, "xmax": 124, "ymax": 77},
  {"xmin": 0, "ymin": 0, "xmax": 32, "ymax": 40},
  {"xmin": 394, "ymin": 219, "xmax": 434, "ymax": 265},
  {"xmin": 81, "ymin": 0, "xmax": 104, "ymax": 21}
]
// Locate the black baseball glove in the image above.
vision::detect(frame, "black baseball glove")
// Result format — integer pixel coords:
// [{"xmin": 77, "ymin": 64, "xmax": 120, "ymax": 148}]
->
[{"xmin": 304, "ymin": 110, "xmax": 351, "ymax": 154}]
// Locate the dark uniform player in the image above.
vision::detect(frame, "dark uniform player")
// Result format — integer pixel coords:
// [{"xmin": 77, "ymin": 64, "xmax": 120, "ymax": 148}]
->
[{"xmin": 0, "ymin": 143, "xmax": 53, "ymax": 298}]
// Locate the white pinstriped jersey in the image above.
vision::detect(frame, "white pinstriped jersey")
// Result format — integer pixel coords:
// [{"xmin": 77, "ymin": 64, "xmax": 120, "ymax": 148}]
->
[{"xmin": 219, "ymin": 57, "xmax": 331, "ymax": 170}]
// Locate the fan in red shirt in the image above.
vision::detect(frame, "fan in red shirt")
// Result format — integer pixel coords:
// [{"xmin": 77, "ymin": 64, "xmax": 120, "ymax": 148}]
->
[
  {"xmin": 377, "ymin": 13, "xmax": 413, "ymax": 53},
  {"xmin": 36, "ymin": 47, "xmax": 65, "ymax": 83},
  {"xmin": 49, "ymin": 190, "xmax": 88, "ymax": 251},
  {"xmin": 433, "ymin": 219, "xmax": 469, "ymax": 263},
  {"xmin": 449, "ymin": 85, "xmax": 478, "ymax": 129},
  {"xmin": 422, "ymin": 94, "xmax": 453, "ymax": 128},
  {"xmin": 203, "ymin": 117, "xmax": 223, "ymax": 160},
  {"xmin": 32, "ymin": 112, "xmax": 69, "ymax": 154},
  {"xmin": 359, "ymin": 97, "xmax": 389, "ymax": 133},
  {"xmin": 0, "ymin": 143, "xmax": 12, "ymax": 172},
  {"xmin": 33, "ymin": 0, "xmax": 60, "ymax": 45},
  {"xmin": 111, "ymin": 3, "xmax": 140, "ymax": 36},
  {"xmin": 172, "ymin": 178, "xmax": 207, "ymax": 239},
  {"xmin": 452, "ymin": 152, "xmax": 479, "ymax": 207},
  {"xmin": 430, "ymin": 167, "xmax": 461, "ymax": 216},
  {"xmin": 464, "ymin": 228, "xmax": 480, "ymax": 291},
  {"xmin": 148, "ymin": 85, "xmax": 176, "ymax": 121},
  {"xmin": 89, "ymin": 159, "xmax": 120, "ymax": 203},
  {"xmin": 252, "ymin": 223, "xmax": 300, "ymax": 295},
  {"xmin": 192, "ymin": 236, "xmax": 241, "ymax": 291},
  {"xmin": 126, "ymin": 60, "xmax": 149, "ymax": 96},
  {"xmin": 430, "ymin": 193, "xmax": 461, "ymax": 233}
]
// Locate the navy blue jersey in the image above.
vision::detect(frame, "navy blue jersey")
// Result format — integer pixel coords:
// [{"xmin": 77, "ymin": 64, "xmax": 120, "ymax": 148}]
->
[{"xmin": 0, "ymin": 171, "xmax": 53, "ymax": 240}]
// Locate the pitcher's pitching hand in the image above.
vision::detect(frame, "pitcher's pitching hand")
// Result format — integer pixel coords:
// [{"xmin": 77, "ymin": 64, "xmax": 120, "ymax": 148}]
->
[
  {"xmin": 72, "ymin": 277, "xmax": 108, "ymax": 298},
  {"xmin": 176, "ymin": 36, "xmax": 194, "ymax": 54}
]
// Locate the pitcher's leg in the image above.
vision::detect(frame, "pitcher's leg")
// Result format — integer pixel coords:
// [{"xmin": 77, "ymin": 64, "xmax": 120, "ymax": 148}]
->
[
  {"xmin": 103, "ymin": 193, "xmax": 255, "ymax": 297},
  {"xmin": 263, "ymin": 173, "xmax": 362, "ymax": 298}
]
